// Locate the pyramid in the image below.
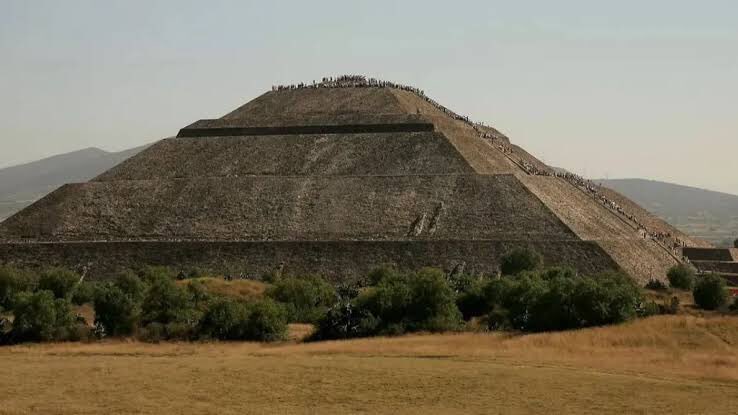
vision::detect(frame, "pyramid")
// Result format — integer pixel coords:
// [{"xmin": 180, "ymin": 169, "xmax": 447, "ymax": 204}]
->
[{"xmin": 0, "ymin": 76, "xmax": 706, "ymax": 281}]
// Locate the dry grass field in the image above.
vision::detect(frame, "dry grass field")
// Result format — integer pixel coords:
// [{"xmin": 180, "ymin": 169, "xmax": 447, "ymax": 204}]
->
[{"xmin": 1, "ymin": 315, "xmax": 737, "ymax": 414}]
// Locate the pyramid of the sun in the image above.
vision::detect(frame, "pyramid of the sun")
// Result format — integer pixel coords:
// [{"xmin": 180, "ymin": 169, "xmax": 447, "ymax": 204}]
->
[{"xmin": 0, "ymin": 78, "xmax": 707, "ymax": 281}]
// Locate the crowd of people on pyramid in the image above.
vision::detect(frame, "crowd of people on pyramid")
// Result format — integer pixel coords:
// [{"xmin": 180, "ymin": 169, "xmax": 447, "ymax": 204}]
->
[
  {"xmin": 271, "ymin": 75, "xmax": 426, "ymax": 94},
  {"xmin": 270, "ymin": 75, "xmax": 689, "ymax": 261},
  {"xmin": 482, "ymin": 135, "xmax": 688, "ymax": 256},
  {"xmin": 272, "ymin": 74, "xmax": 493, "ymax": 132}
]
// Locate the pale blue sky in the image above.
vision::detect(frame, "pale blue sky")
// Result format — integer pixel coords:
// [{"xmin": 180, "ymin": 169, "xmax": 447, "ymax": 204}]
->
[{"xmin": 1, "ymin": 0, "xmax": 736, "ymax": 193}]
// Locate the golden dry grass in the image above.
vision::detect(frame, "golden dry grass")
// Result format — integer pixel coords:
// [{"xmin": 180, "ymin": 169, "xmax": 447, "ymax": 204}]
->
[{"xmin": 1, "ymin": 315, "xmax": 738, "ymax": 414}]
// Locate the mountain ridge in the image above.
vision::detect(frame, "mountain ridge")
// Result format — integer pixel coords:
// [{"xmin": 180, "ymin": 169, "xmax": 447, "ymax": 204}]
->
[
  {"xmin": 0, "ymin": 144, "xmax": 151, "ymax": 220},
  {"xmin": 597, "ymin": 178, "xmax": 738, "ymax": 247}
]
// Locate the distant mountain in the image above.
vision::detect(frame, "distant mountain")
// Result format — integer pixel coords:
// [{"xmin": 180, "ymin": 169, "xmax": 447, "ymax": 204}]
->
[
  {"xmin": 0, "ymin": 145, "xmax": 149, "ymax": 221},
  {"xmin": 597, "ymin": 179, "xmax": 738, "ymax": 247}
]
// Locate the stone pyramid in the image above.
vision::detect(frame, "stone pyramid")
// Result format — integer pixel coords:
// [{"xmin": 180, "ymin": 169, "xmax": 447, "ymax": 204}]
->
[{"xmin": 0, "ymin": 76, "xmax": 707, "ymax": 281}]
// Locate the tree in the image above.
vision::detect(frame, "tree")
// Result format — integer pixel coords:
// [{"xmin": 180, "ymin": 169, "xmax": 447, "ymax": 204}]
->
[
  {"xmin": 94, "ymin": 284, "xmax": 139, "ymax": 336},
  {"xmin": 572, "ymin": 272, "xmax": 641, "ymax": 327},
  {"xmin": 498, "ymin": 273, "xmax": 548, "ymax": 330},
  {"xmin": 71, "ymin": 281, "xmax": 98, "ymax": 305},
  {"xmin": 10, "ymin": 290, "xmax": 75, "ymax": 342},
  {"xmin": 404, "ymin": 268, "xmax": 463, "ymax": 332},
  {"xmin": 0, "ymin": 266, "xmax": 35, "ymax": 309},
  {"xmin": 734, "ymin": 238, "xmax": 738, "ymax": 248},
  {"xmin": 500, "ymin": 247, "xmax": 542, "ymax": 276},
  {"xmin": 267, "ymin": 275, "xmax": 336, "ymax": 324},
  {"xmin": 455, "ymin": 279, "xmax": 488, "ymax": 320},
  {"xmin": 486, "ymin": 270, "xmax": 641, "ymax": 332},
  {"xmin": 115, "ymin": 272, "xmax": 147, "ymax": 303},
  {"xmin": 356, "ymin": 268, "xmax": 462, "ymax": 336},
  {"xmin": 693, "ymin": 275, "xmax": 728, "ymax": 310},
  {"xmin": 241, "ymin": 300, "xmax": 288, "ymax": 342},
  {"xmin": 38, "ymin": 268, "xmax": 80, "ymax": 299},
  {"xmin": 187, "ymin": 280, "xmax": 210, "ymax": 310},
  {"xmin": 198, "ymin": 298, "xmax": 249, "ymax": 340},
  {"xmin": 141, "ymin": 276, "xmax": 198, "ymax": 326},
  {"xmin": 667, "ymin": 264, "xmax": 695, "ymax": 290}
]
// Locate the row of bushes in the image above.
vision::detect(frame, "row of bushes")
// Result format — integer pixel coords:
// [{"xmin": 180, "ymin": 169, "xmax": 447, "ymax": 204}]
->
[
  {"xmin": 2, "ymin": 248, "xmax": 736, "ymax": 344},
  {"xmin": 0, "ymin": 266, "xmax": 287, "ymax": 344},
  {"xmin": 648, "ymin": 264, "xmax": 732, "ymax": 311},
  {"xmin": 317, "ymin": 265, "xmax": 647, "ymax": 339}
]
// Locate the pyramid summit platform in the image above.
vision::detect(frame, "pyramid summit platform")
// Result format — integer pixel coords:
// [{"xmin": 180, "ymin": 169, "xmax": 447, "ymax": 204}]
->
[{"xmin": 0, "ymin": 75, "xmax": 707, "ymax": 281}]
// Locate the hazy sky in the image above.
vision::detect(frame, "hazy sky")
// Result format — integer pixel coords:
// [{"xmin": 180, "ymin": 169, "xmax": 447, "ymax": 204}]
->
[{"xmin": 1, "ymin": 1, "xmax": 736, "ymax": 194}]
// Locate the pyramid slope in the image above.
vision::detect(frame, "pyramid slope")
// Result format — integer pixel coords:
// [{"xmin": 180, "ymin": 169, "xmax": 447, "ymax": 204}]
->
[
  {"xmin": 0, "ymin": 175, "xmax": 578, "ymax": 242},
  {"xmin": 596, "ymin": 186, "xmax": 711, "ymax": 248},
  {"xmin": 518, "ymin": 175, "xmax": 680, "ymax": 281},
  {"xmin": 223, "ymin": 87, "xmax": 408, "ymax": 121},
  {"xmin": 0, "ymin": 78, "xmax": 699, "ymax": 281},
  {"xmin": 95, "ymin": 132, "xmax": 474, "ymax": 181},
  {"xmin": 390, "ymin": 89, "xmax": 517, "ymax": 174}
]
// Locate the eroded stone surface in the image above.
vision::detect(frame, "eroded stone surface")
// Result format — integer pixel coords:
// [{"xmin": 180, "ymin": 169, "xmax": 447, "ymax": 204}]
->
[{"xmin": 0, "ymin": 84, "xmax": 697, "ymax": 280}]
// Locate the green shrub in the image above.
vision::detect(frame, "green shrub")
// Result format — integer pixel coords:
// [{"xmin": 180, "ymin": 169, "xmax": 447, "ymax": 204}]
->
[
  {"xmin": 38, "ymin": 268, "xmax": 80, "ymax": 299},
  {"xmin": 693, "ymin": 275, "xmax": 728, "ymax": 310},
  {"xmin": 198, "ymin": 298, "xmax": 250, "ymax": 340},
  {"xmin": 198, "ymin": 298, "xmax": 287, "ymax": 342},
  {"xmin": 311, "ymin": 299, "xmax": 370, "ymax": 340},
  {"xmin": 267, "ymin": 275, "xmax": 336, "ymax": 324},
  {"xmin": 447, "ymin": 272, "xmax": 480, "ymax": 294},
  {"xmin": 261, "ymin": 270, "xmax": 282, "ymax": 284},
  {"xmin": 367, "ymin": 265, "xmax": 400, "ymax": 286},
  {"xmin": 94, "ymin": 284, "xmax": 139, "ymax": 336},
  {"xmin": 455, "ymin": 279, "xmax": 488, "ymax": 320},
  {"xmin": 356, "ymin": 267, "xmax": 462, "ymax": 335},
  {"xmin": 482, "ymin": 277, "xmax": 514, "ymax": 310},
  {"xmin": 484, "ymin": 270, "xmax": 641, "ymax": 332},
  {"xmin": 499, "ymin": 273, "xmax": 549, "ymax": 330},
  {"xmin": 185, "ymin": 267, "xmax": 208, "ymax": 280},
  {"xmin": 485, "ymin": 306, "xmax": 511, "ymax": 330},
  {"xmin": 115, "ymin": 272, "xmax": 147, "ymax": 303},
  {"xmin": 91, "ymin": 273, "xmax": 151, "ymax": 337},
  {"xmin": 638, "ymin": 301, "xmax": 661, "ymax": 317},
  {"xmin": 313, "ymin": 268, "xmax": 462, "ymax": 340},
  {"xmin": 71, "ymin": 281, "xmax": 98, "ymax": 305},
  {"xmin": 571, "ymin": 272, "xmax": 642, "ymax": 327},
  {"xmin": 0, "ymin": 310, "xmax": 11, "ymax": 339},
  {"xmin": 0, "ymin": 267, "xmax": 35, "ymax": 309},
  {"xmin": 539, "ymin": 267, "xmax": 577, "ymax": 280},
  {"xmin": 187, "ymin": 279, "xmax": 210, "ymax": 310},
  {"xmin": 667, "ymin": 265, "xmax": 695, "ymax": 290},
  {"xmin": 734, "ymin": 238, "xmax": 738, "ymax": 249},
  {"xmin": 500, "ymin": 247, "xmax": 542, "ymax": 276},
  {"xmin": 310, "ymin": 281, "xmax": 370, "ymax": 341},
  {"xmin": 240, "ymin": 299, "xmax": 288, "ymax": 342},
  {"xmin": 141, "ymin": 275, "xmax": 199, "ymax": 326},
  {"xmin": 405, "ymin": 268, "xmax": 463, "ymax": 332},
  {"xmin": 137, "ymin": 266, "xmax": 175, "ymax": 284},
  {"xmin": 730, "ymin": 296, "xmax": 738, "ymax": 312},
  {"xmin": 10, "ymin": 290, "xmax": 76, "ymax": 342},
  {"xmin": 528, "ymin": 272, "xmax": 581, "ymax": 331},
  {"xmin": 644, "ymin": 279, "xmax": 667, "ymax": 291}
]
